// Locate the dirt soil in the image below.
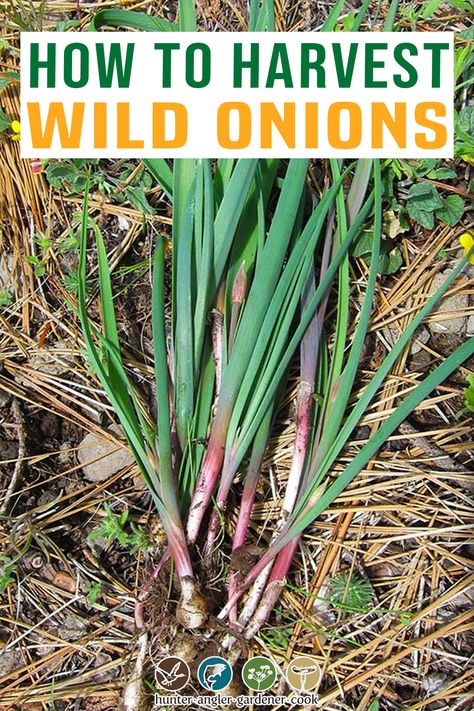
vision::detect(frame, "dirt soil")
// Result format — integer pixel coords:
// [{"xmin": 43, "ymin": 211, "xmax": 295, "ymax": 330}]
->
[{"xmin": 0, "ymin": 2, "xmax": 473, "ymax": 711}]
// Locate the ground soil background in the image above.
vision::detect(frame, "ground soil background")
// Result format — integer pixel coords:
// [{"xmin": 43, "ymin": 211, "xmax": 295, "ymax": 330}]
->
[{"xmin": 0, "ymin": 1, "xmax": 473, "ymax": 710}]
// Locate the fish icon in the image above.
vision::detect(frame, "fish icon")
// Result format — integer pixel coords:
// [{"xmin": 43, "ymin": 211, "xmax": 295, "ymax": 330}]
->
[
  {"xmin": 198, "ymin": 656, "xmax": 233, "ymax": 691},
  {"xmin": 205, "ymin": 663, "xmax": 227, "ymax": 690}
]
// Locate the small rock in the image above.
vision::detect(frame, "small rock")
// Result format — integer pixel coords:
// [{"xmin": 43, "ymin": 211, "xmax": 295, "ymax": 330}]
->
[
  {"xmin": 59, "ymin": 252, "xmax": 77, "ymax": 274},
  {"xmin": 410, "ymin": 326, "xmax": 430, "ymax": 355},
  {"xmin": 37, "ymin": 490, "xmax": 58, "ymax": 507},
  {"xmin": 0, "ymin": 439, "xmax": 18, "ymax": 460},
  {"xmin": 467, "ymin": 314, "xmax": 474, "ymax": 337},
  {"xmin": 0, "ymin": 254, "xmax": 14, "ymax": 289},
  {"xmin": 133, "ymin": 473, "xmax": 148, "ymax": 493},
  {"xmin": 382, "ymin": 325, "xmax": 430, "ymax": 355},
  {"xmin": 20, "ymin": 551, "xmax": 56, "ymax": 580},
  {"xmin": 54, "ymin": 611, "xmax": 87, "ymax": 641},
  {"xmin": 91, "ymin": 652, "xmax": 119, "ymax": 683},
  {"xmin": 422, "ymin": 672, "xmax": 449, "ymax": 694},
  {"xmin": 53, "ymin": 571, "xmax": 76, "ymax": 594},
  {"xmin": 463, "ymin": 543, "xmax": 474, "ymax": 560},
  {"xmin": 0, "ymin": 649, "xmax": 21, "ymax": 677},
  {"xmin": 429, "ymin": 272, "xmax": 469, "ymax": 335},
  {"xmin": 353, "ymin": 425, "xmax": 370, "ymax": 441},
  {"xmin": 310, "ymin": 576, "xmax": 336, "ymax": 647},
  {"xmin": 0, "ymin": 389, "xmax": 11, "ymax": 408},
  {"xmin": 409, "ymin": 350, "xmax": 433, "ymax": 372},
  {"xmin": 381, "ymin": 326, "xmax": 399, "ymax": 347},
  {"xmin": 28, "ymin": 341, "xmax": 75, "ymax": 376},
  {"xmin": 86, "ymin": 532, "xmax": 110, "ymax": 554},
  {"xmin": 117, "ymin": 215, "xmax": 130, "ymax": 231},
  {"xmin": 454, "ymin": 582, "xmax": 474, "ymax": 607},
  {"xmin": 84, "ymin": 696, "xmax": 117, "ymax": 711},
  {"xmin": 40, "ymin": 411, "xmax": 60, "ymax": 439},
  {"xmin": 78, "ymin": 424, "xmax": 135, "ymax": 482},
  {"xmin": 368, "ymin": 560, "xmax": 403, "ymax": 579}
]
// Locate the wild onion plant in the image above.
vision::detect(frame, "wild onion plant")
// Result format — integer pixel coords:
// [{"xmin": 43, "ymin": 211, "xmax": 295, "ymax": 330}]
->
[{"xmin": 75, "ymin": 0, "xmax": 474, "ymax": 706}]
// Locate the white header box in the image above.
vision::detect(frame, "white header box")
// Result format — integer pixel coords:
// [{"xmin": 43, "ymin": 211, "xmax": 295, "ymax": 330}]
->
[{"xmin": 20, "ymin": 32, "xmax": 453, "ymax": 158}]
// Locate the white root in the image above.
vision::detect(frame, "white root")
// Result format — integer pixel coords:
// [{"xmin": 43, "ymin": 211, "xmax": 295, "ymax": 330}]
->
[
  {"xmin": 242, "ymin": 579, "xmax": 286, "ymax": 641},
  {"xmin": 176, "ymin": 577, "xmax": 208, "ymax": 629},
  {"xmin": 122, "ymin": 630, "xmax": 148, "ymax": 711}
]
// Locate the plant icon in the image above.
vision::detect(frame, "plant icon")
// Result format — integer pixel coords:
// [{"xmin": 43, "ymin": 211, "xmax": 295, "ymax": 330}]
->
[{"xmin": 242, "ymin": 656, "xmax": 278, "ymax": 692}]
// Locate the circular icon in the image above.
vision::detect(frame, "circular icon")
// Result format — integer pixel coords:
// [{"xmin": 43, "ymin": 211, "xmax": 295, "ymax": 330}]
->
[
  {"xmin": 155, "ymin": 655, "xmax": 190, "ymax": 691},
  {"xmin": 242, "ymin": 656, "xmax": 278, "ymax": 691},
  {"xmin": 286, "ymin": 655, "xmax": 321, "ymax": 693},
  {"xmin": 197, "ymin": 656, "xmax": 233, "ymax": 691}
]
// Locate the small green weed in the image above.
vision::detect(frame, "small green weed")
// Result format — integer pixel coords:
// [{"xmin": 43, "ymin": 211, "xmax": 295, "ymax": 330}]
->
[
  {"xmin": 352, "ymin": 231, "xmax": 403, "ymax": 275},
  {"xmin": 330, "ymin": 572, "xmax": 374, "ymax": 611},
  {"xmin": 455, "ymin": 107, "xmax": 474, "ymax": 161},
  {"xmin": 128, "ymin": 522, "xmax": 151, "ymax": 554},
  {"xmin": 359, "ymin": 156, "xmax": 467, "ymax": 273},
  {"xmin": 0, "ymin": 70, "xmax": 20, "ymax": 93},
  {"xmin": 0, "ymin": 555, "xmax": 17, "ymax": 593},
  {"xmin": 85, "ymin": 580, "xmax": 103, "ymax": 607},
  {"xmin": 406, "ymin": 183, "xmax": 464, "ymax": 229},
  {"xmin": 382, "ymin": 159, "xmax": 467, "ymax": 232},
  {"xmin": 0, "ymin": 287, "xmax": 13, "ymax": 309},
  {"xmin": 45, "ymin": 159, "xmax": 156, "ymax": 214},
  {"xmin": 54, "ymin": 18, "xmax": 80, "ymax": 32},
  {"xmin": 25, "ymin": 254, "xmax": 46, "ymax": 277},
  {"xmin": 63, "ymin": 268, "xmax": 93, "ymax": 296},
  {"xmin": 399, "ymin": 0, "xmax": 471, "ymax": 25},
  {"xmin": 463, "ymin": 377, "xmax": 474, "ymax": 412},
  {"xmin": 0, "ymin": 108, "xmax": 11, "ymax": 133},
  {"xmin": 88, "ymin": 504, "xmax": 131, "ymax": 546},
  {"xmin": 456, "ymin": 376, "xmax": 474, "ymax": 419},
  {"xmin": 0, "ymin": 0, "xmax": 45, "ymax": 31},
  {"xmin": 88, "ymin": 504, "xmax": 150, "ymax": 553}
]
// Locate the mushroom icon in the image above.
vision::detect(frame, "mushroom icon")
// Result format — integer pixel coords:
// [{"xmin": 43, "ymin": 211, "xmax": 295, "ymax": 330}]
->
[{"xmin": 286, "ymin": 656, "xmax": 321, "ymax": 693}]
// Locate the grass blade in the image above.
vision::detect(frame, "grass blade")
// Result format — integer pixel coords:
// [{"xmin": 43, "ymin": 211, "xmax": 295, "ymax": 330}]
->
[
  {"xmin": 173, "ymin": 160, "xmax": 197, "ymax": 448},
  {"xmin": 178, "ymin": 0, "xmax": 197, "ymax": 30},
  {"xmin": 91, "ymin": 9, "xmax": 177, "ymax": 31},
  {"xmin": 143, "ymin": 159, "xmax": 173, "ymax": 200},
  {"xmin": 213, "ymin": 159, "xmax": 259, "ymax": 287},
  {"xmin": 284, "ymin": 336, "xmax": 474, "ymax": 550},
  {"xmin": 321, "ymin": 0, "xmax": 347, "ymax": 30},
  {"xmin": 384, "ymin": 0, "xmax": 399, "ymax": 31}
]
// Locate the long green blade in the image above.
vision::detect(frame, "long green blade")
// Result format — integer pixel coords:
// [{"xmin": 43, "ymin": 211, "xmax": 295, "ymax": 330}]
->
[
  {"xmin": 91, "ymin": 9, "xmax": 177, "ymax": 31},
  {"xmin": 152, "ymin": 236, "xmax": 177, "ymax": 511},
  {"xmin": 231, "ymin": 191, "xmax": 375, "ymax": 469},
  {"xmin": 250, "ymin": 335, "xmax": 474, "ymax": 575},
  {"xmin": 173, "ymin": 160, "xmax": 197, "ymax": 448},
  {"xmin": 178, "ymin": 0, "xmax": 197, "ymax": 30},
  {"xmin": 143, "ymin": 159, "xmax": 173, "ymax": 200}
]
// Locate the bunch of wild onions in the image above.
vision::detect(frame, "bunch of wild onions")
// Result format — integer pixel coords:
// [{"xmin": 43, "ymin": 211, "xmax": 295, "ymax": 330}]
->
[
  {"xmin": 76, "ymin": 1, "xmax": 474, "ymax": 707},
  {"xmin": 78, "ymin": 150, "xmax": 473, "ymax": 666}
]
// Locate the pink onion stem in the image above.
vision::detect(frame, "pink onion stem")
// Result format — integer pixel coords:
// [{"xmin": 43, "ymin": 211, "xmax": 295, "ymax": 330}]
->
[
  {"xmin": 228, "ymin": 263, "xmax": 247, "ymax": 354},
  {"xmin": 228, "ymin": 468, "xmax": 261, "ymax": 623},
  {"xmin": 203, "ymin": 456, "xmax": 237, "ymax": 556},
  {"xmin": 243, "ymin": 538, "xmax": 301, "ymax": 642},
  {"xmin": 185, "ymin": 414, "xmax": 229, "ymax": 543}
]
